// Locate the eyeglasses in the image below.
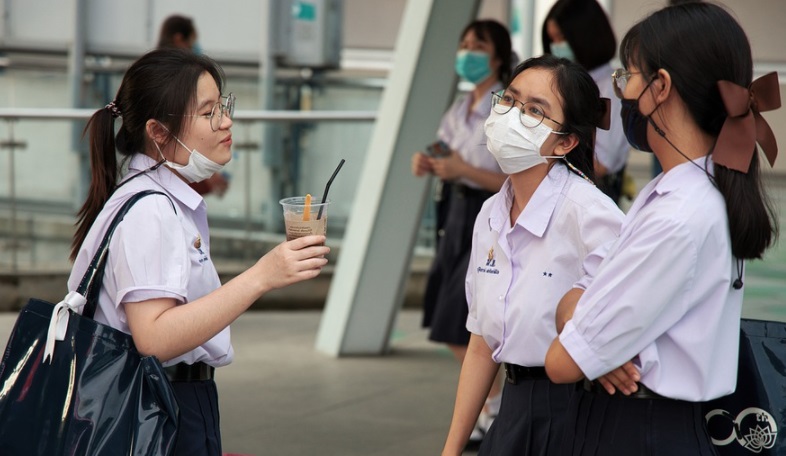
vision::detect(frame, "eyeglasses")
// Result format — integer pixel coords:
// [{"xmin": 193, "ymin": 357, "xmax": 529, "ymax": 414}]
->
[
  {"xmin": 611, "ymin": 69, "xmax": 640, "ymax": 98},
  {"xmin": 491, "ymin": 90, "xmax": 567, "ymax": 132},
  {"xmin": 175, "ymin": 93, "xmax": 236, "ymax": 131}
]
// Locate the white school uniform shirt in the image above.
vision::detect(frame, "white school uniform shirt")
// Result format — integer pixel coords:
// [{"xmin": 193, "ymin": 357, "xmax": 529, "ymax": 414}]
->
[
  {"xmin": 68, "ymin": 154, "xmax": 233, "ymax": 367},
  {"xmin": 437, "ymin": 82, "xmax": 503, "ymax": 189},
  {"xmin": 590, "ymin": 63, "xmax": 630, "ymax": 174},
  {"xmin": 465, "ymin": 164, "xmax": 623, "ymax": 366},
  {"xmin": 560, "ymin": 158, "xmax": 742, "ymax": 401}
]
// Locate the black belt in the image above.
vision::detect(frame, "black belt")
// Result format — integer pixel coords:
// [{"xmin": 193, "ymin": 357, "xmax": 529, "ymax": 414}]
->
[
  {"xmin": 164, "ymin": 362, "xmax": 215, "ymax": 382},
  {"xmin": 504, "ymin": 363, "xmax": 548, "ymax": 384},
  {"xmin": 582, "ymin": 379, "xmax": 665, "ymax": 400}
]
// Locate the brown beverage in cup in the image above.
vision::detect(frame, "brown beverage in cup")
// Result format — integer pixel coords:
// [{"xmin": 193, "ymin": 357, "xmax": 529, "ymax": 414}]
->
[{"xmin": 280, "ymin": 196, "xmax": 329, "ymax": 241}]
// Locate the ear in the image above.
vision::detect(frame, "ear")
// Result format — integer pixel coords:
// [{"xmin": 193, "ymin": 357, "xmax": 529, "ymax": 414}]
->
[
  {"xmin": 550, "ymin": 133, "xmax": 580, "ymax": 157},
  {"xmin": 145, "ymin": 119, "xmax": 169, "ymax": 146},
  {"xmin": 652, "ymin": 69, "xmax": 672, "ymax": 104}
]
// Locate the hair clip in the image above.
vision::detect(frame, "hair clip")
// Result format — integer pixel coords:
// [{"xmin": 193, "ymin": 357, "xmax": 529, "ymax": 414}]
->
[{"xmin": 105, "ymin": 101, "xmax": 122, "ymax": 118}]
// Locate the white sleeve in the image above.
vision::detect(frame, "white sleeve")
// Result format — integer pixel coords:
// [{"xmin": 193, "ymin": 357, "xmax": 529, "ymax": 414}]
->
[
  {"xmin": 559, "ymin": 214, "xmax": 697, "ymax": 380},
  {"xmin": 109, "ymin": 195, "xmax": 190, "ymax": 306}
]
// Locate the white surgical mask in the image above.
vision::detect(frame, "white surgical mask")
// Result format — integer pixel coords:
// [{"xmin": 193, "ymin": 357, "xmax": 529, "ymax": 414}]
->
[
  {"xmin": 154, "ymin": 135, "xmax": 224, "ymax": 183},
  {"xmin": 484, "ymin": 107, "xmax": 563, "ymax": 174}
]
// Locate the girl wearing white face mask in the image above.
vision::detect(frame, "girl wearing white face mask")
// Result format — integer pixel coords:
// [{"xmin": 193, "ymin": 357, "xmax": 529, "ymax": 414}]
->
[
  {"xmin": 441, "ymin": 55, "xmax": 624, "ymax": 456},
  {"xmin": 411, "ymin": 19, "xmax": 512, "ymax": 446},
  {"xmin": 69, "ymin": 49, "xmax": 329, "ymax": 456}
]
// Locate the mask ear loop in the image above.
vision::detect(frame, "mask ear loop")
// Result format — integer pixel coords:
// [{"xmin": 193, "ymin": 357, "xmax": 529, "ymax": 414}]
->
[
  {"xmin": 562, "ymin": 157, "xmax": 594, "ymax": 185},
  {"xmin": 153, "ymin": 141, "xmax": 168, "ymax": 162}
]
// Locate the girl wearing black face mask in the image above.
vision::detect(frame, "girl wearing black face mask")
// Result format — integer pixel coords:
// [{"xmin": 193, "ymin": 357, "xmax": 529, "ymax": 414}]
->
[{"xmin": 544, "ymin": 3, "xmax": 780, "ymax": 455}]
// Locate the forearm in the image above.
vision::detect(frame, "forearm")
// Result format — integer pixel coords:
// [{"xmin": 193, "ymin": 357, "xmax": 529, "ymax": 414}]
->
[
  {"xmin": 555, "ymin": 288, "xmax": 583, "ymax": 334},
  {"xmin": 442, "ymin": 335, "xmax": 499, "ymax": 455},
  {"xmin": 127, "ymin": 235, "xmax": 328, "ymax": 361},
  {"xmin": 128, "ymin": 265, "xmax": 270, "ymax": 361},
  {"xmin": 544, "ymin": 338, "xmax": 585, "ymax": 384}
]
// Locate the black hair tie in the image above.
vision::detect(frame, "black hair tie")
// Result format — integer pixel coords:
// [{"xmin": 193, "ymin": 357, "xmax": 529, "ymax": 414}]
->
[{"xmin": 733, "ymin": 259, "xmax": 744, "ymax": 290}]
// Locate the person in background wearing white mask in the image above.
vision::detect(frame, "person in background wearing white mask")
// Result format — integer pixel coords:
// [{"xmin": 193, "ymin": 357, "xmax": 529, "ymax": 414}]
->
[
  {"xmin": 69, "ymin": 49, "xmax": 329, "ymax": 456},
  {"xmin": 441, "ymin": 55, "xmax": 624, "ymax": 456},
  {"xmin": 542, "ymin": 0, "xmax": 632, "ymax": 205},
  {"xmin": 411, "ymin": 19, "xmax": 511, "ymax": 447}
]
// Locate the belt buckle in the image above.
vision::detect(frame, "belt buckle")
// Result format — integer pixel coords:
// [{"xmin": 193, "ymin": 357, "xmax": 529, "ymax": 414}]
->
[{"xmin": 504, "ymin": 364, "xmax": 516, "ymax": 384}]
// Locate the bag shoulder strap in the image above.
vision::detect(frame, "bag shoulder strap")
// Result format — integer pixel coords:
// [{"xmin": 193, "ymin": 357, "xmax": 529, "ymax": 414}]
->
[{"xmin": 77, "ymin": 190, "xmax": 176, "ymax": 319}]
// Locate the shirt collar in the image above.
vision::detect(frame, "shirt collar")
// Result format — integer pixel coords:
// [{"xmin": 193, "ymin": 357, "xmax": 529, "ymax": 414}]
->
[
  {"xmin": 487, "ymin": 164, "xmax": 570, "ymax": 237},
  {"xmin": 128, "ymin": 154, "xmax": 204, "ymax": 211},
  {"xmin": 652, "ymin": 156, "xmax": 714, "ymax": 197},
  {"xmin": 629, "ymin": 156, "xmax": 714, "ymax": 218}
]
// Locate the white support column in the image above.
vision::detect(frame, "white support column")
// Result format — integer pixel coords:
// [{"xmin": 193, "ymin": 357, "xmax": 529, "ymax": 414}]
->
[{"xmin": 315, "ymin": 0, "xmax": 481, "ymax": 356}]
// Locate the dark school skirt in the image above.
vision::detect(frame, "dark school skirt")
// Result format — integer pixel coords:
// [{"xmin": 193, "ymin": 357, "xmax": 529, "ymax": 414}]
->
[
  {"xmin": 171, "ymin": 378, "xmax": 222, "ymax": 456},
  {"xmin": 558, "ymin": 382, "xmax": 719, "ymax": 456},
  {"xmin": 478, "ymin": 367, "xmax": 575, "ymax": 456},
  {"xmin": 422, "ymin": 183, "xmax": 494, "ymax": 345}
]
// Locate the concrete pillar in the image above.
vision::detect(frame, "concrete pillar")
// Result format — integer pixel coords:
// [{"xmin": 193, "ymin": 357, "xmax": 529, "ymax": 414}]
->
[{"xmin": 315, "ymin": 0, "xmax": 481, "ymax": 356}]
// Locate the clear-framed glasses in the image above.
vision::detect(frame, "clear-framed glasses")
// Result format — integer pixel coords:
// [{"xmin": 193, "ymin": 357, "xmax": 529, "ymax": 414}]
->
[
  {"xmin": 175, "ymin": 93, "xmax": 236, "ymax": 131},
  {"xmin": 491, "ymin": 90, "xmax": 567, "ymax": 132},
  {"xmin": 611, "ymin": 69, "xmax": 640, "ymax": 98}
]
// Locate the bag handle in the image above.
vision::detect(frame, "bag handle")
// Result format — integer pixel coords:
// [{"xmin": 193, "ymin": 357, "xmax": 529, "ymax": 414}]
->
[
  {"xmin": 43, "ymin": 190, "xmax": 176, "ymax": 362},
  {"xmin": 76, "ymin": 190, "xmax": 176, "ymax": 319}
]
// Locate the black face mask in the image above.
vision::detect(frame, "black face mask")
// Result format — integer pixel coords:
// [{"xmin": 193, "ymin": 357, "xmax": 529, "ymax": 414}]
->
[{"xmin": 620, "ymin": 79, "xmax": 656, "ymax": 153}]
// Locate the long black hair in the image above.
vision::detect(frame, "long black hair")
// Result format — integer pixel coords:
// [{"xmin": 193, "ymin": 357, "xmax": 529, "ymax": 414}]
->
[
  {"xmin": 510, "ymin": 55, "xmax": 606, "ymax": 182},
  {"xmin": 620, "ymin": 3, "xmax": 778, "ymax": 259},
  {"xmin": 71, "ymin": 48, "xmax": 225, "ymax": 260}
]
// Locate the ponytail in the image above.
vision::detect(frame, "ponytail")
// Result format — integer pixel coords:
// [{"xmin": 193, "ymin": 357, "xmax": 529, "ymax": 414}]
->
[
  {"xmin": 714, "ymin": 154, "xmax": 779, "ymax": 260},
  {"xmin": 70, "ymin": 108, "xmax": 119, "ymax": 261}
]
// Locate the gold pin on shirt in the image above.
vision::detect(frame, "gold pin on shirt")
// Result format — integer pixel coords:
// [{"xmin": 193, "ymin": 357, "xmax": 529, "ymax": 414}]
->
[
  {"xmin": 194, "ymin": 234, "xmax": 202, "ymax": 249},
  {"xmin": 488, "ymin": 247, "xmax": 494, "ymax": 262}
]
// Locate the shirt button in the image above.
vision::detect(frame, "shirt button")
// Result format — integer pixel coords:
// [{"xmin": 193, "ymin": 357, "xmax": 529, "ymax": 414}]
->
[{"xmin": 498, "ymin": 295, "xmax": 504, "ymax": 301}]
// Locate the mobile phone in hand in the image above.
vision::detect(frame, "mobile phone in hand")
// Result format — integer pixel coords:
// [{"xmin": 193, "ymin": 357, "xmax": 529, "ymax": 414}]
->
[{"xmin": 426, "ymin": 140, "xmax": 451, "ymax": 158}]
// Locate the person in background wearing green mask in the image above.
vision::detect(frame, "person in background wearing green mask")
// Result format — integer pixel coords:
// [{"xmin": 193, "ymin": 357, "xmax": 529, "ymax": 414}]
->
[
  {"xmin": 410, "ymin": 19, "xmax": 511, "ymax": 449},
  {"xmin": 542, "ymin": 0, "xmax": 632, "ymax": 205}
]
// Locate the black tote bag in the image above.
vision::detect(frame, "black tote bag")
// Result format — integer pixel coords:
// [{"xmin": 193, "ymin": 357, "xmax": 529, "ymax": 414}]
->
[
  {"xmin": 704, "ymin": 319, "xmax": 786, "ymax": 455},
  {"xmin": 0, "ymin": 191, "xmax": 179, "ymax": 456}
]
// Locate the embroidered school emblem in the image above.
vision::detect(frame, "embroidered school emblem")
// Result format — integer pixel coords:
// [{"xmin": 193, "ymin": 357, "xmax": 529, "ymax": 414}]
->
[{"xmin": 486, "ymin": 247, "xmax": 496, "ymax": 267}]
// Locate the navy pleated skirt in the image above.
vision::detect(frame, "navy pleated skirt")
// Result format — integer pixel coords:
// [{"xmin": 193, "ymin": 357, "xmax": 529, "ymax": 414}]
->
[
  {"xmin": 478, "ymin": 378, "xmax": 575, "ymax": 456},
  {"xmin": 423, "ymin": 183, "xmax": 493, "ymax": 345},
  {"xmin": 557, "ymin": 386, "xmax": 719, "ymax": 456}
]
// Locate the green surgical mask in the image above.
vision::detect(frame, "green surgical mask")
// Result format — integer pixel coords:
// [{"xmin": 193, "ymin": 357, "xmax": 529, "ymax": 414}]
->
[
  {"xmin": 454, "ymin": 50, "xmax": 492, "ymax": 84},
  {"xmin": 550, "ymin": 41, "xmax": 575, "ymax": 62}
]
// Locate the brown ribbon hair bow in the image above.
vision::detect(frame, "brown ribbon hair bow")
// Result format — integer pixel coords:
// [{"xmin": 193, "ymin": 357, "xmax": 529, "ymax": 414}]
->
[{"xmin": 715, "ymin": 72, "xmax": 781, "ymax": 173}]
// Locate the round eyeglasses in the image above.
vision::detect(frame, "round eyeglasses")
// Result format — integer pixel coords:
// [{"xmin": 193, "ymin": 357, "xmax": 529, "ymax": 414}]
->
[
  {"xmin": 611, "ymin": 69, "xmax": 640, "ymax": 98},
  {"xmin": 491, "ymin": 90, "xmax": 566, "ymax": 130},
  {"xmin": 174, "ymin": 93, "xmax": 236, "ymax": 131}
]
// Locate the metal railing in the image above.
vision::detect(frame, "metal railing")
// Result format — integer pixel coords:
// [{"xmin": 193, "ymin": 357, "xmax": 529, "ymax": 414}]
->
[{"xmin": 0, "ymin": 108, "xmax": 377, "ymax": 272}]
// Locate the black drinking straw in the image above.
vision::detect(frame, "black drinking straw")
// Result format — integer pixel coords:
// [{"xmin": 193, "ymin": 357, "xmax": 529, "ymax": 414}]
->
[{"xmin": 317, "ymin": 159, "xmax": 345, "ymax": 220}]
